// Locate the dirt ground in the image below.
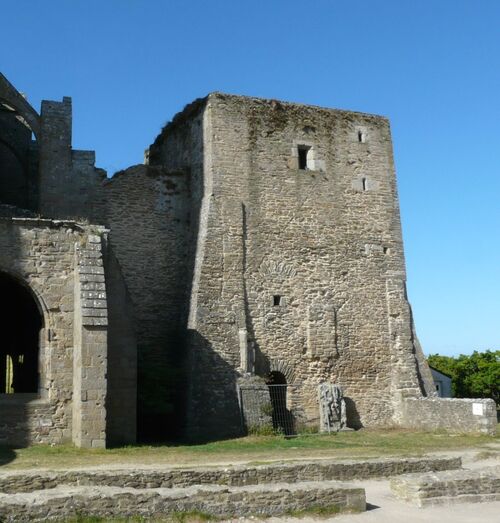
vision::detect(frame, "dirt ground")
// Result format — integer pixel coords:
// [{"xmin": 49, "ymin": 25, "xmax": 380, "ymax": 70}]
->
[{"xmin": 239, "ymin": 446, "xmax": 500, "ymax": 523}]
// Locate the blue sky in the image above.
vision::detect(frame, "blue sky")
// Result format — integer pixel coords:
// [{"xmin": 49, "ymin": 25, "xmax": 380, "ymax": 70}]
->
[{"xmin": 2, "ymin": 1, "xmax": 498, "ymax": 356}]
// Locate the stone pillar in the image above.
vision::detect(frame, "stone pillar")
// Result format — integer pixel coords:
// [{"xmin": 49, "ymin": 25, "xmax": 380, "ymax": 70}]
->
[
  {"xmin": 39, "ymin": 98, "xmax": 73, "ymax": 216},
  {"xmin": 237, "ymin": 375, "xmax": 272, "ymax": 433},
  {"xmin": 72, "ymin": 232, "xmax": 108, "ymax": 448}
]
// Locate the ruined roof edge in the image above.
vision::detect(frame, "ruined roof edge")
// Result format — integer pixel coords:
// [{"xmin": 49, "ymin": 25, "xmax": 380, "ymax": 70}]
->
[
  {"xmin": 152, "ymin": 96, "xmax": 209, "ymax": 147},
  {"xmin": 152, "ymin": 91, "xmax": 389, "ymax": 148},
  {"xmin": 207, "ymin": 91, "xmax": 390, "ymax": 121}
]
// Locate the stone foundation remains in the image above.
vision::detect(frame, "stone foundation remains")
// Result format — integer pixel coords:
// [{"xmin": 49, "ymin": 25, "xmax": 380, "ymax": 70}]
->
[
  {"xmin": 391, "ymin": 466, "xmax": 500, "ymax": 507},
  {"xmin": 0, "ymin": 482, "xmax": 366, "ymax": 522},
  {"xmin": 0, "ymin": 456, "xmax": 461, "ymax": 494}
]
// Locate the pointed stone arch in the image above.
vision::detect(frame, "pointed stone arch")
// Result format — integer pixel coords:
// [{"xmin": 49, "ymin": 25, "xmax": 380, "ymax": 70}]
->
[{"xmin": 0, "ymin": 74, "xmax": 40, "ymax": 139}]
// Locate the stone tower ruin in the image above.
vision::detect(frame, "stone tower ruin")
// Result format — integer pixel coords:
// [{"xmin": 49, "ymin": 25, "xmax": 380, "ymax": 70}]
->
[{"xmin": 0, "ymin": 74, "xmax": 496, "ymax": 447}]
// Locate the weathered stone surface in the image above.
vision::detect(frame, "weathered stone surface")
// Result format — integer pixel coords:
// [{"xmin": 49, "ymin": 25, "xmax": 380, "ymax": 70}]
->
[
  {"xmin": 0, "ymin": 73, "xmax": 496, "ymax": 447},
  {"xmin": 390, "ymin": 465, "xmax": 500, "ymax": 507},
  {"xmin": 0, "ymin": 218, "xmax": 108, "ymax": 447},
  {"xmin": 0, "ymin": 481, "xmax": 366, "ymax": 521},
  {"xmin": 318, "ymin": 382, "xmax": 347, "ymax": 432},
  {"xmin": 401, "ymin": 397, "xmax": 497, "ymax": 436},
  {"xmin": 0, "ymin": 457, "xmax": 461, "ymax": 494},
  {"xmin": 147, "ymin": 94, "xmax": 420, "ymax": 439},
  {"xmin": 238, "ymin": 375, "xmax": 272, "ymax": 432}
]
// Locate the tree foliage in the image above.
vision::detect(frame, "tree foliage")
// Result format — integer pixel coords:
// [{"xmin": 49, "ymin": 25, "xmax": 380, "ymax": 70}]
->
[{"xmin": 427, "ymin": 350, "xmax": 500, "ymax": 404}]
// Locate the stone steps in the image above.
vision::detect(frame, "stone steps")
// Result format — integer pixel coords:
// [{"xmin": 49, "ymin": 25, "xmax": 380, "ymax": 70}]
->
[
  {"xmin": 390, "ymin": 465, "xmax": 500, "ymax": 507},
  {"xmin": 0, "ymin": 480, "xmax": 366, "ymax": 522},
  {"xmin": 0, "ymin": 456, "xmax": 461, "ymax": 494}
]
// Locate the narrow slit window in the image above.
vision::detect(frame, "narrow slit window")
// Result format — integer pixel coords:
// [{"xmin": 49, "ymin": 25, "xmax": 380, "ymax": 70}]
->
[
  {"xmin": 273, "ymin": 295, "xmax": 282, "ymax": 306},
  {"xmin": 362, "ymin": 177, "xmax": 367, "ymax": 191},
  {"xmin": 358, "ymin": 130, "xmax": 365, "ymax": 143},
  {"xmin": 297, "ymin": 146, "xmax": 311, "ymax": 170}
]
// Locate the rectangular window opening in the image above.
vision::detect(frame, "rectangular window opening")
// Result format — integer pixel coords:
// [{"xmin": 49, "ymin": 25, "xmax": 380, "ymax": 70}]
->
[
  {"xmin": 297, "ymin": 146, "xmax": 311, "ymax": 170},
  {"xmin": 358, "ymin": 131, "xmax": 365, "ymax": 143},
  {"xmin": 273, "ymin": 295, "xmax": 282, "ymax": 306},
  {"xmin": 362, "ymin": 177, "xmax": 367, "ymax": 191}
]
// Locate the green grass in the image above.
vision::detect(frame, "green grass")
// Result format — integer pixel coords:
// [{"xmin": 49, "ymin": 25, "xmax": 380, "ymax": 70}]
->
[
  {"xmin": 37, "ymin": 506, "xmax": 362, "ymax": 522},
  {"xmin": 51, "ymin": 506, "xmax": 361, "ymax": 523},
  {"xmin": 59, "ymin": 513, "xmax": 218, "ymax": 523},
  {"xmin": 0, "ymin": 427, "xmax": 498, "ymax": 471}
]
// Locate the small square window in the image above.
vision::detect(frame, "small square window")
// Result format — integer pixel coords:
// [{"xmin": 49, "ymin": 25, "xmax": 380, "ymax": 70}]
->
[
  {"xmin": 273, "ymin": 295, "xmax": 282, "ymax": 306},
  {"xmin": 297, "ymin": 145, "xmax": 311, "ymax": 170}
]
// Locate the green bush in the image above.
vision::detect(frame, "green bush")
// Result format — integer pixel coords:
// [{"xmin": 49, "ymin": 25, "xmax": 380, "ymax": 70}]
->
[{"xmin": 428, "ymin": 350, "xmax": 499, "ymax": 404}]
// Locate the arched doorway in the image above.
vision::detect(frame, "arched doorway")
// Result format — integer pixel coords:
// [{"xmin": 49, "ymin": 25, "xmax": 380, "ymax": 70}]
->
[
  {"xmin": 266, "ymin": 371, "xmax": 294, "ymax": 435},
  {"xmin": 0, "ymin": 272, "xmax": 42, "ymax": 393}
]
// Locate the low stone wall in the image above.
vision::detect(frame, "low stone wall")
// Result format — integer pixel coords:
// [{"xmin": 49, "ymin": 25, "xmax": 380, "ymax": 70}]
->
[
  {"xmin": 391, "ymin": 466, "xmax": 500, "ymax": 507},
  {"xmin": 0, "ymin": 457, "xmax": 461, "ymax": 494},
  {"xmin": 401, "ymin": 398, "xmax": 497, "ymax": 435},
  {"xmin": 0, "ymin": 481, "xmax": 366, "ymax": 521},
  {"xmin": 0, "ymin": 397, "xmax": 54, "ymax": 446}
]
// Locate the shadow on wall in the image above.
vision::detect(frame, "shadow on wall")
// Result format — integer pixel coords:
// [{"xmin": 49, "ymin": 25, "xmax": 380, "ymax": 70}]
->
[
  {"xmin": 184, "ymin": 329, "xmax": 244, "ymax": 444},
  {"xmin": 104, "ymin": 246, "xmax": 138, "ymax": 447},
  {"xmin": 0, "ymin": 447, "xmax": 15, "ymax": 467},
  {"xmin": 344, "ymin": 397, "xmax": 363, "ymax": 430},
  {"xmin": 0, "ymin": 266, "xmax": 45, "ymax": 448},
  {"xmin": 137, "ymin": 329, "xmax": 191, "ymax": 444}
]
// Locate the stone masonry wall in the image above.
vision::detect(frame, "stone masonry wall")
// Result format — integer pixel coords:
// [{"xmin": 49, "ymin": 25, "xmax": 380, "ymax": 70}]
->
[
  {"xmin": 0, "ymin": 218, "xmax": 81, "ymax": 445},
  {"xmin": 103, "ymin": 244, "xmax": 137, "ymax": 445},
  {"xmin": 104, "ymin": 164, "xmax": 192, "ymax": 440},
  {"xmin": 0, "ymin": 218, "xmax": 110, "ymax": 447},
  {"xmin": 149, "ymin": 98, "xmax": 246, "ymax": 440},
  {"xmin": 0, "ymin": 482, "xmax": 366, "ymax": 521},
  {"xmin": 38, "ymin": 98, "xmax": 106, "ymax": 223},
  {"xmin": 401, "ymin": 397, "xmax": 497, "ymax": 435},
  {"xmin": 3, "ymin": 78, "xmax": 487, "ymax": 445},
  {"xmin": 391, "ymin": 466, "xmax": 500, "ymax": 506},
  {"xmin": 169, "ymin": 93, "xmax": 429, "ymax": 438},
  {"xmin": 72, "ymin": 233, "xmax": 108, "ymax": 448},
  {"xmin": 0, "ymin": 456, "xmax": 461, "ymax": 494}
]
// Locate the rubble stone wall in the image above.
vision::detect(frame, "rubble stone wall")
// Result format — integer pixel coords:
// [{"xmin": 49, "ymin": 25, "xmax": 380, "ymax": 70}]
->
[
  {"xmin": 0, "ymin": 482, "xmax": 366, "ymax": 521},
  {"xmin": 38, "ymin": 98, "xmax": 106, "ymax": 222},
  {"xmin": 401, "ymin": 397, "xmax": 497, "ymax": 435},
  {"xmin": 164, "ymin": 93, "xmax": 430, "ymax": 439},
  {"xmin": 0, "ymin": 457, "xmax": 461, "ymax": 494},
  {"xmin": 103, "ymin": 164, "xmax": 192, "ymax": 439},
  {"xmin": 391, "ymin": 465, "xmax": 500, "ymax": 506},
  {"xmin": 0, "ymin": 218, "xmax": 108, "ymax": 446}
]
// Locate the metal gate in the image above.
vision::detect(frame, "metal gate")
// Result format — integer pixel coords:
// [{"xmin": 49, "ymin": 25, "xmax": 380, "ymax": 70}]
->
[{"xmin": 238, "ymin": 383, "xmax": 318, "ymax": 436}]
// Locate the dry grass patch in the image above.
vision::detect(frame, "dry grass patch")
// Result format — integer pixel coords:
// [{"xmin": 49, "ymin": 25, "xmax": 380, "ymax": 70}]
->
[{"xmin": 0, "ymin": 427, "xmax": 498, "ymax": 471}]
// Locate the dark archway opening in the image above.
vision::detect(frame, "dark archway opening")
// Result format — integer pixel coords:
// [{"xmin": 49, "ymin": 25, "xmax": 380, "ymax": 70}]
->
[
  {"xmin": 266, "ymin": 371, "xmax": 294, "ymax": 435},
  {"xmin": 0, "ymin": 273, "xmax": 42, "ymax": 393},
  {"xmin": 0, "ymin": 140, "xmax": 28, "ymax": 208},
  {"xmin": 0, "ymin": 101, "xmax": 38, "ymax": 211}
]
